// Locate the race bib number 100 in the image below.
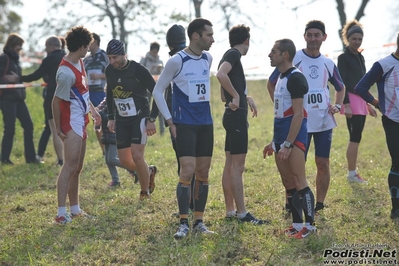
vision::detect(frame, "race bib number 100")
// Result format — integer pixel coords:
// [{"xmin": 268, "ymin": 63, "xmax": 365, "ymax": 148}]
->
[
  {"xmin": 308, "ymin": 88, "xmax": 328, "ymax": 110},
  {"xmin": 188, "ymin": 78, "xmax": 210, "ymax": 103},
  {"xmin": 114, "ymin": 98, "xmax": 137, "ymax": 117}
]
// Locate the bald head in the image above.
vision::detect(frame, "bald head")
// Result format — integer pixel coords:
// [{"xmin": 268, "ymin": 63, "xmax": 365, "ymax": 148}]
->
[
  {"xmin": 46, "ymin": 36, "xmax": 61, "ymax": 48},
  {"xmin": 45, "ymin": 36, "xmax": 62, "ymax": 54}
]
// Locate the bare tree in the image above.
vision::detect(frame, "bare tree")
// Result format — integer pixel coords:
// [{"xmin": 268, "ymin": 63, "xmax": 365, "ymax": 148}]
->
[
  {"xmin": 288, "ymin": 0, "xmax": 371, "ymax": 50},
  {"xmin": 210, "ymin": 0, "xmax": 257, "ymax": 32},
  {"xmin": 193, "ymin": 0, "xmax": 204, "ymax": 18},
  {"xmin": 335, "ymin": 0, "xmax": 370, "ymax": 50},
  {"xmin": 30, "ymin": 0, "xmax": 156, "ymax": 52},
  {"xmin": 0, "ymin": 0, "xmax": 22, "ymax": 44}
]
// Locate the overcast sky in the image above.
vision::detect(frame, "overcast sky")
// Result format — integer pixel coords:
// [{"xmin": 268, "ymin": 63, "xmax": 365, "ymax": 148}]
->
[{"xmin": 17, "ymin": 0, "xmax": 397, "ymax": 77}]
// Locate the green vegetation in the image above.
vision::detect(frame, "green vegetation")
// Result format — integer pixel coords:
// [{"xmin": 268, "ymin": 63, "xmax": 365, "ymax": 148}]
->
[{"xmin": 0, "ymin": 77, "xmax": 397, "ymax": 265}]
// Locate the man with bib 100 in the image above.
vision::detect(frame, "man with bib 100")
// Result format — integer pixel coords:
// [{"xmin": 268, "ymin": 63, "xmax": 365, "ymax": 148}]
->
[{"xmin": 267, "ymin": 20, "xmax": 345, "ymax": 215}]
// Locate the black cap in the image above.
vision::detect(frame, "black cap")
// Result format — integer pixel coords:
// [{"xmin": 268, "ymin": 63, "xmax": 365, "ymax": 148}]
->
[{"xmin": 166, "ymin": 25, "xmax": 186, "ymax": 48}]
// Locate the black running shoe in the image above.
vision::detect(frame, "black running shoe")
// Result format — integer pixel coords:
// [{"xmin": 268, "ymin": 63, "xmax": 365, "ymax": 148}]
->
[
  {"xmin": 239, "ymin": 212, "xmax": 269, "ymax": 225},
  {"xmin": 315, "ymin": 202, "xmax": 325, "ymax": 213}
]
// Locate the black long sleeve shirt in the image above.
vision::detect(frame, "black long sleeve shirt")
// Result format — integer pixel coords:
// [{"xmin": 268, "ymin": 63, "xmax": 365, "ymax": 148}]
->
[
  {"xmin": 22, "ymin": 49, "xmax": 65, "ymax": 101},
  {"xmin": 337, "ymin": 47, "xmax": 366, "ymax": 104}
]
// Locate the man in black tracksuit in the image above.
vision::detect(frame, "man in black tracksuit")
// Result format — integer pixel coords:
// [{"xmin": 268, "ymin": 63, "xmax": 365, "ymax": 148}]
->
[{"xmin": 22, "ymin": 36, "xmax": 66, "ymax": 165}]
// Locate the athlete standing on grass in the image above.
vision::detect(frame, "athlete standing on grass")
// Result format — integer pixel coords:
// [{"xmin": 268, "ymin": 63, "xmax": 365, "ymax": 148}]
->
[
  {"xmin": 337, "ymin": 20, "xmax": 377, "ymax": 183},
  {"xmin": 217, "ymin": 24, "xmax": 268, "ymax": 225},
  {"xmin": 105, "ymin": 39, "xmax": 158, "ymax": 200},
  {"xmin": 267, "ymin": 20, "xmax": 345, "ymax": 214},
  {"xmin": 52, "ymin": 26, "xmax": 101, "ymax": 224},
  {"xmin": 264, "ymin": 38, "xmax": 316, "ymax": 239},
  {"xmin": 153, "ymin": 18, "xmax": 215, "ymax": 239},
  {"xmin": 355, "ymin": 32, "xmax": 399, "ymax": 224},
  {"xmin": 165, "ymin": 24, "xmax": 196, "ymax": 216}
]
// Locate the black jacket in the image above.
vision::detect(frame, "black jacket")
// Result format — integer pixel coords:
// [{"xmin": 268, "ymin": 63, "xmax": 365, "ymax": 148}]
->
[
  {"xmin": 0, "ymin": 49, "xmax": 25, "ymax": 101},
  {"xmin": 22, "ymin": 49, "xmax": 65, "ymax": 101},
  {"xmin": 337, "ymin": 48, "xmax": 366, "ymax": 104}
]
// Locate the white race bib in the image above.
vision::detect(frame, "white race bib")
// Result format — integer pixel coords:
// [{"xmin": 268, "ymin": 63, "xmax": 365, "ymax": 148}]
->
[
  {"xmin": 114, "ymin": 98, "xmax": 137, "ymax": 117},
  {"xmin": 307, "ymin": 88, "xmax": 328, "ymax": 110},
  {"xmin": 87, "ymin": 69, "xmax": 102, "ymax": 86},
  {"xmin": 274, "ymin": 94, "xmax": 284, "ymax": 118},
  {"xmin": 188, "ymin": 78, "xmax": 210, "ymax": 103}
]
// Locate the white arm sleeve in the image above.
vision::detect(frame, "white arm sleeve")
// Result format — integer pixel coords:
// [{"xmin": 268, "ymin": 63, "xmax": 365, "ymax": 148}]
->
[{"xmin": 152, "ymin": 55, "xmax": 182, "ymax": 121}]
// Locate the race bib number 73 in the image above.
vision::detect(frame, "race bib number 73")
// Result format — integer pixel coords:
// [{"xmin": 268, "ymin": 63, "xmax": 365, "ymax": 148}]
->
[{"xmin": 188, "ymin": 78, "xmax": 210, "ymax": 103}]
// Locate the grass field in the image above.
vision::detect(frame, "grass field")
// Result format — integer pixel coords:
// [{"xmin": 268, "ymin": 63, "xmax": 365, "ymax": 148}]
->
[{"xmin": 0, "ymin": 75, "xmax": 398, "ymax": 265}]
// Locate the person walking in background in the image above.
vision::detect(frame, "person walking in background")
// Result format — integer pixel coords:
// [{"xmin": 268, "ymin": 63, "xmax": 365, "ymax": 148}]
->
[
  {"xmin": 96, "ymin": 93, "xmax": 138, "ymax": 187},
  {"xmin": 153, "ymin": 18, "xmax": 215, "ymax": 239},
  {"xmin": 52, "ymin": 26, "xmax": 101, "ymax": 224},
  {"xmin": 105, "ymin": 39, "xmax": 158, "ymax": 200},
  {"xmin": 140, "ymin": 41, "xmax": 165, "ymax": 135},
  {"xmin": 83, "ymin": 33, "xmax": 109, "ymax": 155},
  {"xmin": 140, "ymin": 42, "xmax": 163, "ymax": 77},
  {"xmin": 267, "ymin": 20, "xmax": 345, "ymax": 214},
  {"xmin": 355, "ymin": 32, "xmax": 399, "ymax": 224},
  {"xmin": 337, "ymin": 20, "xmax": 377, "ymax": 183},
  {"xmin": 217, "ymin": 24, "xmax": 268, "ymax": 225},
  {"xmin": 264, "ymin": 38, "xmax": 316, "ymax": 238},
  {"xmin": 0, "ymin": 33, "xmax": 39, "ymax": 165},
  {"xmin": 22, "ymin": 36, "xmax": 65, "ymax": 166}
]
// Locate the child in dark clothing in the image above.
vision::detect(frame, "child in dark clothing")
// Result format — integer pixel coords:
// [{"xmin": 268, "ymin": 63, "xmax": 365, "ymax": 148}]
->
[{"xmin": 97, "ymin": 98, "xmax": 138, "ymax": 186}]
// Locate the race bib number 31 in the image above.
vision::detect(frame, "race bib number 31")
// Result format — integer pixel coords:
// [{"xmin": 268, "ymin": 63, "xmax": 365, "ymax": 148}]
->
[{"xmin": 188, "ymin": 78, "xmax": 210, "ymax": 103}]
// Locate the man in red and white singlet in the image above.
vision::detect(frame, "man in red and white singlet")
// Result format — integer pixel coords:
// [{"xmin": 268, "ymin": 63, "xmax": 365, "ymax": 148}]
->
[{"xmin": 52, "ymin": 26, "xmax": 101, "ymax": 224}]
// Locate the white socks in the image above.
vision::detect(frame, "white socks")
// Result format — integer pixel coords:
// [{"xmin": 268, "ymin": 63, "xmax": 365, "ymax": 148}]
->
[
  {"xmin": 348, "ymin": 170, "xmax": 357, "ymax": 177},
  {"xmin": 57, "ymin": 207, "xmax": 67, "ymax": 217},
  {"xmin": 70, "ymin": 205, "xmax": 81, "ymax": 215}
]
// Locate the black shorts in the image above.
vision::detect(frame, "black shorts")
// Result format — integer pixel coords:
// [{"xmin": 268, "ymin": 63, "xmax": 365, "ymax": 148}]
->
[
  {"xmin": 116, "ymin": 117, "xmax": 147, "ymax": 149},
  {"xmin": 223, "ymin": 110, "xmax": 248, "ymax": 154},
  {"xmin": 382, "ymin": 115, "xmax": 399, "ymax": 171},
  {"xmin": 175, "ymin": 124, "xmax": 213, "ymax": 157},
  {"xmin": 346, "ymin": 115, "xmax": 366, "ymax": 143}
]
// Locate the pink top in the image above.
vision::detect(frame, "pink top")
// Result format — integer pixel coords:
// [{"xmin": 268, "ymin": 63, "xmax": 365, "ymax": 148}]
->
[{"xmin": 340, "ymin": 92, "xmax": 368, "ymax": 115}]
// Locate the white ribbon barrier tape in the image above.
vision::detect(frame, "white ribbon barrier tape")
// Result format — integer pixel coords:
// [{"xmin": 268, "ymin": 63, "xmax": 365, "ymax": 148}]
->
[{"xmin": 0, "ymin": 83, "xmax": 47, "ymax": 89}]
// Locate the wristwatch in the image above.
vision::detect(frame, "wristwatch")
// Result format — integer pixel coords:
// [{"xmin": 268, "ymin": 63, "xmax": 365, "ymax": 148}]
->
[
  {"xmin": 335, "ymin": 104, "xmax": 341, "ymax": 111},
  {"xmin": 283, "ymin": 141, "xmax": 294, "ymax": 149},
  {"xmin": 147, "ymin": 117, "xmax": 156, "ymax": 123}
]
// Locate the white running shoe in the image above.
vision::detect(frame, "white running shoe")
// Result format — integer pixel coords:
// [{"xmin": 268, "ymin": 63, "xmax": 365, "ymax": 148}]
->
[
  {"xmin": 347, "ymin": 173, "xmax": 367, "ymax": 183},
  {"xmin": 174, "ymin": 223, "xmax": 189, "ymax": 240},
  {"xmin": 192, "ymin": 222, "xmax": 214, "ymax": 235}
]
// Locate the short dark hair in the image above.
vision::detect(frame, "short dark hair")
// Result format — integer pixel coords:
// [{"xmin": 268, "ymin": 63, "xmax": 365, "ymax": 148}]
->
[
  {"xmin": 187, "ymin": 18, "xmax": 213, "ymax": 40},
  {"xmin": 150, "ymin": 42, "xmax": 160, "ymax": 51},
  {"xmin": 305, "ymin": 20, "xmax": 326, "ymax": 35},
  {"xmin": 3, "ymin": 33, "xmax": 24, "ymax": 52},
  {"xmin": 92, "ymin": 33, "xmax": 100, "ymax": 46},
  {"xmin": 276, "ymin": 38, "xmax": 296, "ymax": 62},
  {"xmin": 229, "ymin": 24, "xmax": 250, "ymax": 48},
  {"xmin": 65, "ymin": 26, "xmax": 92, "ymax": 52}
]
